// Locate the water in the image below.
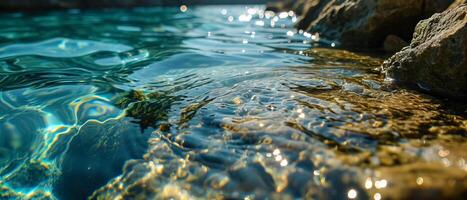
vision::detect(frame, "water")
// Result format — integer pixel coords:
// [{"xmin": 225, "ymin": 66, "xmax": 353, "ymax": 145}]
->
[{"xmin": 0, "ymin": 5, "xmax": 466, "ymax": 200}]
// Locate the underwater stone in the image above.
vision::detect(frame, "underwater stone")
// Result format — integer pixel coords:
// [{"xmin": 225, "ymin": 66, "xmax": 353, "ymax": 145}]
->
[
  {"xmin": 113, "ymin": 90, "xmax": 176, "ymax": 130},
  {"xmin": 228, "ymin": 163, "xmax": 276, "ymax": 193},
  {"xmin": 54, "ymin": 119, "xmax": 149, "ymax": 200},
  {"xmin": 383, "ymin": 4, "xmax": 467, "ymax": 99},
  {"xmin": 268, "ymin": 0, "xmax": 454, "ymax": 50}
]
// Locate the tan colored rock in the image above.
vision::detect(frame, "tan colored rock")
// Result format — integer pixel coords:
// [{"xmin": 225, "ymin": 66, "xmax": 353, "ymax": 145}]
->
[
  {"xmin": 383, "ymin": 5, "xmax": 467, "ymax": 99},
  {"xmin": 449, "ymin": 0, "xmax": 467, "ymax": 9}
]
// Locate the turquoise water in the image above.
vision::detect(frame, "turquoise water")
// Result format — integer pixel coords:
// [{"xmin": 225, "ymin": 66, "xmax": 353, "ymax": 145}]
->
[{"xmin": 1, "ymin": 5, "xmax": 466, "ymax": 200}]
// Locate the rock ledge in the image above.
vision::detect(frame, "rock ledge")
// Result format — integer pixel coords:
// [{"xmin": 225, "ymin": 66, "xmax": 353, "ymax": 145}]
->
[{"xmin": 382, "ymin": 4, "xmax": 467, "ymax": 99}]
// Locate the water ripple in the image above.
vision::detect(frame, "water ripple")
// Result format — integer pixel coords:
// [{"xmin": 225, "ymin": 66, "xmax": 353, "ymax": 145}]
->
[{"xmin": 0, "ymin": 38, "xmax": 132, "ymax": 59}]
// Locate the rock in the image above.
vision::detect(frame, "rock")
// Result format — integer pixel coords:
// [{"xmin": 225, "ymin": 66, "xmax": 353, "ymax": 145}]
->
[
  {"xmin": 268, "ymin": 0, "xmax": 454, "ymax": 50},
  {"xmin": 265, "ymin": 0, "xmax": 296, "ymax": 13},
  {"xmin": 113, "ymin": 90, "xmax": 176, "ymax": 131},
  {"xmin": 382, "ymin": 5, "xmax": 467, "ymax": 99},
  {"xmin": 384, "ymin": 35, "xmax": 409, "ymax": 53},
  {"xmin": 54, "ymin": 119, "xmax": 150, "ymax": 200},
  {"xmin": 450, "ymin": 0, "xmax": 467, "ymax": 9}
]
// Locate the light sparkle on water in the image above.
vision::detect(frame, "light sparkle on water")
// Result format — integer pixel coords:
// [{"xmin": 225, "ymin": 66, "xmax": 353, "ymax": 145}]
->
[
  {"xmin": 347, "ymin": 189, "xmax": 357, "ymax": 199},
  {"xmin": 180, "ymin": 5, "xmax": 188, "ymax": 12}
]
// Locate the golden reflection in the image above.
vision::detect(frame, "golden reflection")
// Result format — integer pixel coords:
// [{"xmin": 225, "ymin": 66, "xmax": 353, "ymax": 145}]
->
[
  {"xmin": 375, "ymin": 179, "xmax": 388, "ymax": 189},
  {"xmin": 365, "ymin": 178, "xmax": 373, "ymax": 189},
  {"xmin": 416, "ymin": 177, "xmax": 424, "ymax": 185},
  {"xmin": 347, "ymin": 189, "xmax": 357, "ymax": 199},
  {"xmin": 438, "ymin": 148, "xmax": 450, "ymax": 157},
  {"xmin": 299, "ymin": 113, "xmax": 305, "ymax": 119},
  {"xmin": 374, "ymin": 193, "xmax": 382, "ymax": 200}
]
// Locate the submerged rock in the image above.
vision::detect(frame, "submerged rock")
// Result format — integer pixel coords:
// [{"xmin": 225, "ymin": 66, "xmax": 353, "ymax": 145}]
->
[
  {"xmin": 54, "ymin": 119, "xmax": 150, "ymax": 200},
  {"xmin": 268, "ymin": 0, "xmax": 453, "ymax": 49},
  {"xmin": 304, "ymin": 47, "xmax": 383, "ymax": 68},
  {"xmin": 383, "ymin": 4, "xmax": 467, "ymax": 99},
  {"xmin": 113, "ymin": 90, "xmax": 177, "ymax": 131}
]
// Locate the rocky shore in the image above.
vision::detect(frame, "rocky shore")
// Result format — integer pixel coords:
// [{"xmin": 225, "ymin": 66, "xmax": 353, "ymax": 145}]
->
[{"xmin": 268, "ymin": 0, "xmax": 467, "ymax": 100}]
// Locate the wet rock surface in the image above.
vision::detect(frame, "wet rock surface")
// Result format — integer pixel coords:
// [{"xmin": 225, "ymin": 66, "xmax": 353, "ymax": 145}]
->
[
  {"xmin": 451, "ymin": 0, "xmax": 467, "ymax": 9},
  {"xmin": 268, "ymin": 0, "xmax": 453, "ymax": 49},
  {"xmin": 383, "ymin": 4, "xmax": 467, "ymax": 100}
]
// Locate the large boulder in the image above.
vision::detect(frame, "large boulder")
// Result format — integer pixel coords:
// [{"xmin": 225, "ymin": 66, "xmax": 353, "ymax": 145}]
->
[
  {"xmin": 382, "ymin": 4, "xmax": 467, "ymax": 99},
  {"xmin": 268, "ymin": 0, "xmax": 453, "ymax": 50}
]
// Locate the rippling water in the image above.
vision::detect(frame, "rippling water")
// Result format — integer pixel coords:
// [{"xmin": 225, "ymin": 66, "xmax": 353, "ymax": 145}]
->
[{"xmin": 0, "ymin": 5, "xmax": 466, "ymax": 200}]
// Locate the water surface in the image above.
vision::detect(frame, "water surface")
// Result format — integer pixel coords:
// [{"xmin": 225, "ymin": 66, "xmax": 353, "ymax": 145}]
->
[{"xmin": 0, "ymin": 5, "xmax": 466, "ymax": 200}]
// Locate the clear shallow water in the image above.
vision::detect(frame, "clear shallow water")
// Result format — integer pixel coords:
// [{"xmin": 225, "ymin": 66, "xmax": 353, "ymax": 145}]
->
[{"xmin": 0, "ymin": 5, "xmax": 466, "ymax": 200}]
